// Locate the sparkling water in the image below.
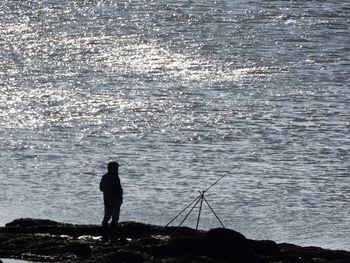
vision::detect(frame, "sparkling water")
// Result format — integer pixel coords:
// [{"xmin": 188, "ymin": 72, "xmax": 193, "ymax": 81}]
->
[{"xmin": 1, "ymin": 0, "xmax": 349, "ymax": 251}]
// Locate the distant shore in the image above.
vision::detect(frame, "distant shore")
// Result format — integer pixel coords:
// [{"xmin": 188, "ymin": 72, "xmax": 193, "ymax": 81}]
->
[{"xmin": 0, "ymin": 218, "xmax": 349, "ymax": 263}]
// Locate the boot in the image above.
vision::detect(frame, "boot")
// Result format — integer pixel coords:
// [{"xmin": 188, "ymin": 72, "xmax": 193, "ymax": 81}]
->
[
  {"xmin": 102, "ymin": 222, "xmax": 109, "ymax": 242},
  {"xmin": 111, "ymin": 222, "xmax": 118, "ymax": 242}
]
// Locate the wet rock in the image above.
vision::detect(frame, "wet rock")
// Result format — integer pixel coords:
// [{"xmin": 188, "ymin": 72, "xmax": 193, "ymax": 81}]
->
[
  {"xmin": 62, "ymin": 242, "xmax": 92, "ymax": 258},
  {"xmin": 202, "ymin": 228, "xmax": 251, "ymax": 261},
  {"xmin": 26, "ymin": 238, "xmax": 91, "ymax": 259},
  {"xmin": 1, "ymin": 218, "xmax": 350, "ymax": 263},
  {"xmin": 279, "ymin": 243, "xmax": 350, "ymax": 263},
  {"xmin": 165, "ymin": 226, "xmax": 202, "ymax": 237},
  {"xmin": 153, "ymin": 234, "xmax": 203, "ymax": 257},
  {"xmin": 175, "ymin": 255, "xmax": 221, "ymax": 263},
  {"xmin": 118, "ymin": 221, "xmax": 155, "ymax": 238},
  {"xmin": 2, "ymin": 219, "xmax": 101, "ymax": 238},
  {"xmin": 107, "ymin": 248, "xmax": 147, "ymax": 263},
  {"xmin": 152, "ymin": 228, "xmax": 250, "ymax": 261},
  {"xmin": 250, "ymin": 239, "xmax": 280, "ymax": 255},
  {"xmin": 5, "ymin": 218, "xmax": 61, "ymax": 227}
]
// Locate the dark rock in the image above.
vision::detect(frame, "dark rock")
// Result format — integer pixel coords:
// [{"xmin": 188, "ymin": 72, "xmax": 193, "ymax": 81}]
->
[
  {"xmin": 250, "ymin": 240, "xmax": 280, "ymax": 255},
  {"xmin": 21, "ymin": 236, "xmax": 91, "ymax": 260},
  {"xmin": 175, "ymin": 255, "xmax": 221, "ymax": 263},
  {"xmin": 66, "ymin": 243, "xmax": 92, "ymax": 258},
  {"xmin": 202, "ymin": 228, "xmax": 251, "ymax": 261},
  {"xmin": 279, "ymin": 243, "xmax": 350, "ymax": 263},
  {"xmin": 118, "ymin": 221, "xmax": 154, "ymax": 238},
  {"xmin": 165, "ymin": 226, "xmax": 203, "ymax": 237},
  {"xmin": 134, "ymin": 236, "xmax": 162, "ymax": 246},
  {"xmin": 5, "ymin": 218, "xmax": 60, "ymax": 227},
  {"xmin": 1, "ymin": 234, "xmax": 38, "ymax": 250},
  {"xmin": 1, "ymin": 218, "xmax": 350, "ymax": 263},
  {"xmin": 0, "ymin": 235, "xmax": 8, "ymax": 243},
  {"xmin": 152, "ymin": 228, "xmax": 251, "ymax": 261},
  {"xmin": 156, "ymin": 234, "xmax": 203, "ymax": 257},
  {"xmin": 1, "ymin": 223, "xmax": 102, "ymax": 238},
  {"xmin": 108, "ymin": 248, "xmax": 146, "ymax": 263}
]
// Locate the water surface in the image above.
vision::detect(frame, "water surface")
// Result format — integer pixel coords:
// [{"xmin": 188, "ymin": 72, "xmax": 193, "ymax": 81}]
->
[{"xmin": 0, "ymin": 0, "xmax": 349, "ymax": 250}]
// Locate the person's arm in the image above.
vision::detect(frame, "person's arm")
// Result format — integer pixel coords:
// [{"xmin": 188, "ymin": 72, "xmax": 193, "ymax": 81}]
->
[
  {"xmin": 115, "ymin": 177, "xmax": 122, "ymax": 194},
  {"xmin": 100, "ymin": 176, "xmax": 104, "ymax": 192}
]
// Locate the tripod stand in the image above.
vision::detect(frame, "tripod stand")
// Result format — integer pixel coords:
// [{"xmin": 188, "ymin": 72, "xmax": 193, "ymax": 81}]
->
[
  {"xmin": 166, "ymin": 190, "xmax": 225, "ymax": 230},
  {"xmin": 166, "ymin": 165, "xmax": 236, "ymax": 230}
]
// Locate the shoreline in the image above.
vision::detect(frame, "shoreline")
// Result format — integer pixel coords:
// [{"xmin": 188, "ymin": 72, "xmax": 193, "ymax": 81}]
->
[{"xmin": 1, "ymin": 218, "xmax": 349, "ymax": 263}]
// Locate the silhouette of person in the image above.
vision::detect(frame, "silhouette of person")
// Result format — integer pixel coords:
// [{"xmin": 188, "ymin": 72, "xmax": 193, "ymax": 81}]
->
[{"xmin": 100, "ymin": 161, "xmax": 123, "ymax": 241}]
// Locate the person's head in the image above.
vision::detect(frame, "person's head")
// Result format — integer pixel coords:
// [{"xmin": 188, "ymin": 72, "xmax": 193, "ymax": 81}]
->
[{"xmin": 108, "ymin": 161, "xmax": 119, "ymax": 173}]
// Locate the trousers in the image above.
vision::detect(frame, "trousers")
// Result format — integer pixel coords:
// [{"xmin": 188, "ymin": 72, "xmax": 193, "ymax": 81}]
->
[{"xmin": 102, "ymin": 205, "xmax": 121, "ymax": 225}]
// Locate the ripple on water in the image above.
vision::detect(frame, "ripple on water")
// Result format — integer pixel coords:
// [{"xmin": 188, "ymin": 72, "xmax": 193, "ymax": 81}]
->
[{"xmin": 1, "ymin": 0, "xmax": 349, "ymax": 251}]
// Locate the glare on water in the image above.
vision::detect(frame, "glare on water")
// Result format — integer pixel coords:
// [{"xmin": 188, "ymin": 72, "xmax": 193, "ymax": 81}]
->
[{"xmin": 0, "ymin": 0, "xmax": 349, "ymax": 251}]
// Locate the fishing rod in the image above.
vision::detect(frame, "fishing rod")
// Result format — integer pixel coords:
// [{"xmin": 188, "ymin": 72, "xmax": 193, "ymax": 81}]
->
[
  {"xmin": 165, "ymin": 163, "xmax": 238, "ymax": 230},
  {"xmin": 204, "ymin": 164, "xmax": 237, "ymax": 193}
]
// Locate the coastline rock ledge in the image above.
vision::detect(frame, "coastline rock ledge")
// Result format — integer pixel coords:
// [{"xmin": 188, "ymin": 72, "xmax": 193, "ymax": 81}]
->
[{"xmin": 0, "ymin": 218, "xmax": 349, "ymax": 263}]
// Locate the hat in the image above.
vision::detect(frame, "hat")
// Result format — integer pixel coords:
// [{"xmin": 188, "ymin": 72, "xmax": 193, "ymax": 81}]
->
[{"xmin": 108, "ymin": 161, "xmax": 119, "ymax": 172}]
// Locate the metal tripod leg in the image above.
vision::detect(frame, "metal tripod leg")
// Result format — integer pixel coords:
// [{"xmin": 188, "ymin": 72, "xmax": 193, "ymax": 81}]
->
[
  {"xmin": 178, "ymin": 195, "xmax": 202, "ymax": 228},
  {"xmin": 196, "ymin": 192, "xmax": 204, "ymax": 230},
  {"xmin": 203, "ymin": 195, "xmax": 225, "ymax": 228},
  {"xmin": 166, "ymin": 194, "xmax": 202, "ymax": 227},
  {"xmin": 165, "ymin": 191, "xmax": 226, "ymax": 230}
]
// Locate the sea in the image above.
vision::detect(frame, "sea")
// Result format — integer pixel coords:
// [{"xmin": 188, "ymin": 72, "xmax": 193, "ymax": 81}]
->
[{"xmin": 0, "ymin": 0, "xmax": 349, "ymax": 251}]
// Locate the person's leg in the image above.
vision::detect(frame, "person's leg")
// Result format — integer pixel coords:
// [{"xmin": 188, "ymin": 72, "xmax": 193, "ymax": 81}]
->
[
  {"xmin": 110, "ymin": 206, "xmax": 121, "ymax": 241},
  {"xmin": 102, "ymin": 206, "xmax": 112, "ymax": 225},
  {"xmin": 111, "ymin": 206, "xmax": 121, "ymax": 225},
  {"xmin": 102, "ymin": 206, "xmax": 112, "ymax": 241}
]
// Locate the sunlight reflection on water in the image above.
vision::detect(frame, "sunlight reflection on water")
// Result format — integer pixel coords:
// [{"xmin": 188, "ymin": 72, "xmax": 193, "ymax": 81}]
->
[{"xmin": 1, "ymin": 0, "xmax": 349, "ymax": 251}]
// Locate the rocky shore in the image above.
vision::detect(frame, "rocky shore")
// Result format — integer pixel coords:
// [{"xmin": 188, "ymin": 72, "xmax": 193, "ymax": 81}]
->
[{"xmin": 1, "ymin": 218, "xmax": 349, "ymax": 263}]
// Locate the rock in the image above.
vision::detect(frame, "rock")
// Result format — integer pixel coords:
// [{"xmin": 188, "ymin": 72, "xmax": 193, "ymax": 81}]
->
[
  {"xmin": 20, "ymin": 236, "xmax": 91, "ymax": 260},
  {"xmin": 155, "ymin": 234, "xmax": 203, "ymax": 257},
  {"xmin": 165, "ymin": 226, "xmax": 202, "ymax": 237},
  {"xmin": 250, "ymin": 239, "xmax": 280, "ymax": 255},
  {"xmin": 5, "ymin": 218, "xmax": 60, "ymax": 227},
  {"xmin": 108, "ymin": 248, "xmax": 146, "ymax": 263},
  {"xmin": 1, "ymin": 223, "xmax": 102, "ymax": 238},
  {"xmin": 202, "ymin": 228, "xmax": 251, "ymax": 261},
  {"xmin": 118, "ymin": 221, "xmax": 168, "ymax": 239},
  {"xmin": 65, "ymin": 243, "xmax": 92, "ymax": 258},
  {"xmin": 279, "ymin": 243, "xmax": 350, "ymax": 263},
  {"xmin": 1, "ymin": 218, "xmax": 350, "ymax": 263},
  {"xmin": 118, "ymin": 221, "xmax": 154, "ymax": 238},
  {"xmin": 175, "ymin": 255, "xmax": 221, "ymax": 263},
  {"xmin": 153, "ymin": 228, "xmax": 251, "ymax": 261}
]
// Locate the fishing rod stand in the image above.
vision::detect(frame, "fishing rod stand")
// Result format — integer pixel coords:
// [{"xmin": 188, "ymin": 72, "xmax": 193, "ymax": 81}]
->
[
  {"xmin": 166, "ymin": 164, "xmax": 237, "ymax": 230},
  {"xmin": 166, "ymin": 189, "xmax": 225, "ymax": 230}
]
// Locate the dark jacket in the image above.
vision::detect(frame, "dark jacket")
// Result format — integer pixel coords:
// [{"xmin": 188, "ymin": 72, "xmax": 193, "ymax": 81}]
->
[{"xmin": 100, "ymin": 172, "xmax": 123, "ymax": 207}]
